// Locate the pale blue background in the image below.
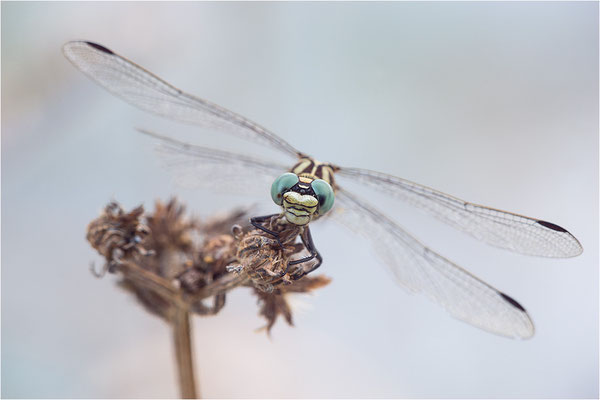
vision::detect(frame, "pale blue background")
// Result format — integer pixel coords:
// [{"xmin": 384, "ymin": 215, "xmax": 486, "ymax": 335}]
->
[{"xmin": 2, "ymin": 2, "xmax": 598, "ymax": 398}]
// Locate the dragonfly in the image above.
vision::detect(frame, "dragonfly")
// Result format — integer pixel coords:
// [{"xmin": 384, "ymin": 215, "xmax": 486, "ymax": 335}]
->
[{"xmin": 63, "ymin": 41, "xmax": 583, "ymax": 339}]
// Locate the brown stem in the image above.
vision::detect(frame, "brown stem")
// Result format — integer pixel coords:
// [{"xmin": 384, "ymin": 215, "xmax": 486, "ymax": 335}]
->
[
  {"xmin": 172, "ymin": 307, "xmax": 198, "ymax": 399},
  {"xmin": 117, "ymin": 260, "xmax": 251, "ymax": 399},
  {"xmin": 119, "ymin": 260, "xmax": 180, "ymax": 302},
  {"xmin": 187, "ymin": 273, "xmax": 250, "ymax": 304}
]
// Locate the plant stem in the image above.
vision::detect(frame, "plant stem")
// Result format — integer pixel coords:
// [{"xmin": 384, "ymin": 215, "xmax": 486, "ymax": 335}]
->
[{"xmin": 172, "ymin": 307, "xmax": 198, "ymax": 399}]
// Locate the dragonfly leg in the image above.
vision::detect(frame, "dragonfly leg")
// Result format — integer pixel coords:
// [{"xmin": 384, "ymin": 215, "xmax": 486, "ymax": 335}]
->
[
  {"xmin": 250, "ymin": 214, "xmax": 284, "ymax": 248},
  {"xmin": 286, "ymin": 226, "xmax": 322, "ymax": 280}
]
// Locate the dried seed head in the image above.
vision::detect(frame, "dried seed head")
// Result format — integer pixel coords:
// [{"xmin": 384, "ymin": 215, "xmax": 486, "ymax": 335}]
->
[
  {"xmin": 145, "ymin": 199, "xmax": 195, "ymax": 256},
  {"xmin": 86, "ymin": 199, "xmax": 331, "ymax": 332},
  {"xmin": 86, "ymin": 202, "xmax": 151, "ymax": 273},
  {"xmin": 228, "ymin": 215, "xmax": 305, "ymax": 291}
]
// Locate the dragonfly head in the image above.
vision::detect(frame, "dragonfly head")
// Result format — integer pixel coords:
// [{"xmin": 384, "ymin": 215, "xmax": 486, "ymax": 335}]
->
[{"xmin": 271, "ymin": 172, "xmax": 335, "ymax": 225}]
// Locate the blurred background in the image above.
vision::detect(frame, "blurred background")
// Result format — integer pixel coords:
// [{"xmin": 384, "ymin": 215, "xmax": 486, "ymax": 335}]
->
[{"xmin": 2, "ymin": 2, "xmax": 598, "ymax": 398}]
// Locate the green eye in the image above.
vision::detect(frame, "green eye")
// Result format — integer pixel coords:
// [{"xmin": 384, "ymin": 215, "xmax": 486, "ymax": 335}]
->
[
  {"xmin": 311, "ymin": 179, "xmax": 335, "ymax": 214},
  {"xmin": 271, "ymin": 173, "xmax": 299, "ymax": 205}
]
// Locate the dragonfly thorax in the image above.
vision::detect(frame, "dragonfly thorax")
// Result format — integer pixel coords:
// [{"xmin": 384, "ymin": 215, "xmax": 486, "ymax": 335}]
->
[{"xmin": 291, "ymin": 157, "xmax": 337, "ymax": 190}]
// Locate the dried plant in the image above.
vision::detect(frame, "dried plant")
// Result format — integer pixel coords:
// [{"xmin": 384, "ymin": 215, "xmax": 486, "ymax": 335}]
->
[{"xmin": 86, "ymin": 199, "xmax": 331, "ymax": 398}]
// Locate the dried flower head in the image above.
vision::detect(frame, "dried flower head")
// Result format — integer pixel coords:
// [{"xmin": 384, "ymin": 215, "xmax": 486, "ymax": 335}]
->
[
  {"xmin": 86, "ymin": 202, "xmax": 153, "ymax": 275},
  {"xmin": 227, "ymin": 215, "xmax": 312, "ymax": 292},
  {"xmin": 86, "ymin": 199, "xmax": 331, "ymax": 332}
]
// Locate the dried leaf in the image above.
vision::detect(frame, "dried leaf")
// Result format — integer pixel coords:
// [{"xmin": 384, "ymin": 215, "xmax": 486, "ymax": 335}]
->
[{"xmin": 253, "ymin": 275, "xmax": 332, "ymax": 334}]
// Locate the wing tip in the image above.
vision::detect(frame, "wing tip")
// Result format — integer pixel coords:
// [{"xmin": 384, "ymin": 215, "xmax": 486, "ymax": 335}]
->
[
  {"xmin": 535, "ymin": 219, "xmax": 583, "ymax": 257},
  {"xmin": 498, "ymin": 291, "xmax": 535, "ymax": 340},
  {"xmin": 568, "ymin": 241, "xmax": 584, "ymax": 257},
  {"xmin": 497, "ymin": 291, "xmax": 535, "ymax": 340}
]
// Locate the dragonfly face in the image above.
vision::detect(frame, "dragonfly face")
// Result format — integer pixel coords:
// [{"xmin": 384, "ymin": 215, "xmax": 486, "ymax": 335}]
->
[
  {"xmin": 271, "ymin": 169, "xmax": 335, "ymax": 226},
  {"xmin": 63, "ymin": 40, "xmax": 583, "ymax": 339}
]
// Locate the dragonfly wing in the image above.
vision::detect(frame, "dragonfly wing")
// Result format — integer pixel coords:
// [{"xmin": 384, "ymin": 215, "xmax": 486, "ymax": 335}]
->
[
  {"xmin": 63, "ymin": 41, "xmax": 302, "ymax": 158},
  {"xmin": 332, "ymin": 188, "xmax": 535, "ymax": 339},
  {"xmin": 139, "ymin": 129, "xmax": 288, "ymax": 196},
  {"xmin": 336, "ymin": 167, "xmax": 582, "ymax": 258}
]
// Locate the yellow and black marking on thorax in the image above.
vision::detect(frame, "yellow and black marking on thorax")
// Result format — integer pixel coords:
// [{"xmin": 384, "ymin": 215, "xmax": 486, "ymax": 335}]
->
[{"xmin": 290, "ymin": 157, "xmax": 338, "ymax": 190}]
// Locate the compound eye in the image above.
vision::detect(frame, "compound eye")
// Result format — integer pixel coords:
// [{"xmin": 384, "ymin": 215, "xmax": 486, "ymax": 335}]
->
[
  {"xmin": 311, "ymin": 179, "xmax": 335, "ymax": 214},
  {"xmin": 271, "ymin": 173, "xmax": 299, "ymax": 205}
]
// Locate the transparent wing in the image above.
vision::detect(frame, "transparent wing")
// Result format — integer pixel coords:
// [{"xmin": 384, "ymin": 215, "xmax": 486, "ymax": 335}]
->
[
  {"xmin": 63, "ymin": 41, "xmax": 302, "ymax": 158},
  {"xmin": 139, "ymin": 129, "xmax": 288, "ymax": 196},
  {"xmin": 332, "ymin": 187, "xmax": 535, "ymax": 339},
  {"xmin": 336, "ymin": 167, "xmax": 582, "ymax": 258}
]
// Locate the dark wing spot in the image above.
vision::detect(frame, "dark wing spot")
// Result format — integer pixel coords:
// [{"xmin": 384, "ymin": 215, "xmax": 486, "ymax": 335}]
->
[
  {"xmin": 500, "ymin": 292, "xmax": 526, "ymax": 312},
  {"xmin": 85, "ymin": 42, "xmax": 114, "ymax": 55},
  {"xmin": 536, "ymin": 220, "xmax": 568, "ymax": 233}
]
